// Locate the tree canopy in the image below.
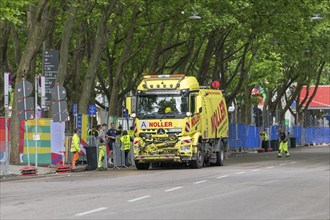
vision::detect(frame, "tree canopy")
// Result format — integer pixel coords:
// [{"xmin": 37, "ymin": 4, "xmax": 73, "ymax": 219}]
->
[{"xmin": 1, "ymin": 0, "xmax": 329, "ymax": 164}]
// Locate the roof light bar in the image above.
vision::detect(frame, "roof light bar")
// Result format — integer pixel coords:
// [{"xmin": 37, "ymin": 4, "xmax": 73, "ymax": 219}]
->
[{"xmin": 143, "ymin": 74, "xmax": 185, "ymax": 79}]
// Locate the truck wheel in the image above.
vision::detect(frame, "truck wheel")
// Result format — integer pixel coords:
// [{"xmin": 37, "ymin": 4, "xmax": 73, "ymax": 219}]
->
[
  {"xmin": 135, "ymin": 161, "xmax": 150, "ymax": 170},
  {"xmin": 191, "ymin": 144, "xmax": 204, "ymax": 169},
  {"xmin": 215, "ymin": 141, "xmax": 224, "ymax": 166}
]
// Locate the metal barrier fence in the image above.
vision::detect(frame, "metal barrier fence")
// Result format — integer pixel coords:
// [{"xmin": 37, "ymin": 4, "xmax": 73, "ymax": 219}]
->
[
  {"xmin": 83, "ymin": 137, "xmax": 135, "ymax": 170},
  {"xmin": 112, "ymin": 142, "xmax": 135, "ymax": 168}
]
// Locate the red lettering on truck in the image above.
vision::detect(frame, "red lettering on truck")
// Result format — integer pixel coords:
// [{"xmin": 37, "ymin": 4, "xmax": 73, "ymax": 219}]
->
[
  {"xmin": 210, "ymin": 100, "xmax": 226, "ymax": 134},
  {"xmin": 149, "ymin": 121, "xmax": 173, "ymax": 127}
]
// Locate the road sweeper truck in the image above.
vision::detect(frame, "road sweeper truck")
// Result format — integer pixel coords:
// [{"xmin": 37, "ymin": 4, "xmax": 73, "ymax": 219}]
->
[{"xmin": 126, "ymin": 74, "xmax": 229, "ymax": 169}]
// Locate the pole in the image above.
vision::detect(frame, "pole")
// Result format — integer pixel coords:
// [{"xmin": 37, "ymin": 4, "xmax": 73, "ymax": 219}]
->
[
  {"xmin": 61, "ymin": 122, "xmax": 65, "ymax": 165},
  {"xmin": 25, "ymin": 122, "xmax": 30, "ymax": 166},
  {"xmin": 4, "ymin": 107, "xmax": 9, "ymax": 172},
  {"xmin": 35, "ymin": 76, "xmax": 38, "ymax": 168},
  {"xmin": 4, "ymin": 72, "xmax": 10, "ymax": 173},
  {"xmin": 22, "ymin": 79, "xmax": 30, "ymax": 166}
]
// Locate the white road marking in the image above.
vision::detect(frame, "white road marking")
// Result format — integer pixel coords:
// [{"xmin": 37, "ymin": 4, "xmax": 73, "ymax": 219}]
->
[
  {"xmin": 75, "ymin": 207, "xmax": 108, "ymax": 216},
  {"xmin": 236, "ymin": 171, "xmax": 246, "ymax": 174},
  {"xmin": 128, "ymin": 195, "xmax": 151, "ymax": 202},
  {"xmin": 194, "ymin": 180, "xmax": 208, "ymax": 184},
  {"xmin": 279, "ymin": 163, "xmax": 287, "ymax": 166},
  {"xmin": 289, "ymin": 161, "xmax": 297, "ymax": 164},
  {"xmin": 216, "ymin": 175, "xmax": 228, "ymax": 179},
  {"xmin": 165, "ymin": 186, "xmax": 183, "ymax": 192},
  {"xmin": 251, "ymin": 169, "xmax": 260, "ymax": 172},
  {"xmin": 266, "ymin": 166, "xmax": 274, "ymax": 169}
]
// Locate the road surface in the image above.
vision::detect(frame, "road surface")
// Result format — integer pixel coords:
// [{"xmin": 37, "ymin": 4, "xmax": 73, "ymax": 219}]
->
[{"xmin": 1, "ymin": 145, "xmax": 329, "ymax": 219}]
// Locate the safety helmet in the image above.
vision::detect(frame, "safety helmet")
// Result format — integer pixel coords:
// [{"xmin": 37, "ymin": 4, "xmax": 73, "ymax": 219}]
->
[{"xmin": 165, "ymin": 107, "xmax": 171, "ymax": 113}]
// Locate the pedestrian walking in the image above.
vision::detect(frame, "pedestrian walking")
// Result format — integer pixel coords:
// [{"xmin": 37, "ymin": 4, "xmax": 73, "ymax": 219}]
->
[
  {"xmin": 120, "ymin": 130, "xmax": 131, "ymax": 166},
  {"xmin": 278, "ymin": 131, "xmax": 290, "ymax": 158},
  {"xmin": 70, "ymin": 128, "xmax": 81, "ymax": 171}
]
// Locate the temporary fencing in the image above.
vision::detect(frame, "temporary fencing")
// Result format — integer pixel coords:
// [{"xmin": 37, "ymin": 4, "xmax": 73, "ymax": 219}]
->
[
  {"xmin": 112, "ymin": 142, "xmax": 135, "ymax": 168},
  {"xmin": 228, "ymin": 123, "xmax": 330, "ymax": 151},
  {"xmin": 0, "ymin": 141, "xmax": 10, "ymax": 174}
]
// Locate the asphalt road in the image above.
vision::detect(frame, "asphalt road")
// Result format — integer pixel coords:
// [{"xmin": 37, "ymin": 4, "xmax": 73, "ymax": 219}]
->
[{"xmin": 1, "ymin": 145, "xmax": 329, "ymax": 220}]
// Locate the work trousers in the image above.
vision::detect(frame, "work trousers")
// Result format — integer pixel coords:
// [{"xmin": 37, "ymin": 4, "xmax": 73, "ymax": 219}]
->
[
  {"xmin": 98, "ymin": 146, "xmax": 106, "ymax": 168},
  {"xmin": 71, "ymin": 152, "xmax": 79, "ymax": 168},
  {"xmin": 278, "ymin": 141, "xmax": 290, "ymax": 157}
]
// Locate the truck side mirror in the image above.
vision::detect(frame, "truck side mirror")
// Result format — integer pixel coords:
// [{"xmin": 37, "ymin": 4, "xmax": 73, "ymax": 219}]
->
[{"xmin": 199, "ymin": 107, "xmax": 202, "ymax": 113}]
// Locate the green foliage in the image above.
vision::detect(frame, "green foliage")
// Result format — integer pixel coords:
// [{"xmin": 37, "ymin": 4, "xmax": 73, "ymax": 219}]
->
[
  {"xmin": 0, "ymin": 0, "xmax": 32, "ymax": 25},
  {"xmin": 2, "ymin": 0, "xmax": 330, "ymax": 118}
]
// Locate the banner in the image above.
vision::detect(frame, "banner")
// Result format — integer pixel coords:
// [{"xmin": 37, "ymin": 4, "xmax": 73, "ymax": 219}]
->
[{"xmin": 50, "ymin": 121, "xmax": 65, "ymax": 164}]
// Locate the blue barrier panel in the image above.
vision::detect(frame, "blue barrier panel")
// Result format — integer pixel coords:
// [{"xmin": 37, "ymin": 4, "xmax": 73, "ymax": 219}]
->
[
  {"xmin": 246, "ymin": 126, "xmax": 260, "ymax": 149},
  {"xmin": 292, "ymin": 126, "xmax": 302, "ymax": 145},
  {"xmin": 314, "ymin": 127, "xmax": 330, "ymax": 143},
  {"xmin": 305, "ymin": 128, "xmax": 313, "ymax": 144},
  {"xmin": 230, "ymin": 124, "xmax": 329, "ymax": 148},
  {"xmin": 228, "ymin": 123, "xmax": 237, "ymax": 149},
  {"xmin": 237, "ymin": 124, "xmax": 247, "ymax": 148},
  {"xmin": 270, "ymin": 125, "xmax": 280, "ymax": 140},
  {"xmin": 246, "ymin": 126, "xmax": 253, "ymax": 149}
]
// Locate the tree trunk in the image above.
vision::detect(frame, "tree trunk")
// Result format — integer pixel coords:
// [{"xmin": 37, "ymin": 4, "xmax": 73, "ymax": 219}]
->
[
  {"xmin": 108, "ymin": 5, "xmax": 139, "ymax": 117},
  {"xmin": 78, "ymin": 1, "xmax": 117, "ymax": 114},
  {"xmin": 10, "ymin": 0, "xmax": 55, "ymax": 164},
  {"xmin": 57, "ymin": 5, "xmax": 77, "ymax": 84},
  {"xmin": 0, "ymin": 22, "xmax": 11, "ymax": 113}
]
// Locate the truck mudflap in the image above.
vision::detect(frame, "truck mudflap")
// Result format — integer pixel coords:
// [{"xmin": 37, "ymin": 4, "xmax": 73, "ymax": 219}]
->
[{"xmin": 135, "ymin": 154, "xmax": 181, "ymax": 162}]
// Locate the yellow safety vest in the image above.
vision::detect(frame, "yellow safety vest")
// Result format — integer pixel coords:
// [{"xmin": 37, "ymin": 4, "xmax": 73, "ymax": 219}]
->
[
  {"xmin": 128, "ymin": 130, "xmax": 134, "ymax": 140},
  {"xmin": 120, "ymin": 135, "xmax": 131, "ymax": 151},
  {"xmin": 261, "ymin": 132, "xmax": 268, "ymax": 141},
  {"xmin": 70, "ymin": 134, "xmax": 81, "ymax": 152}
]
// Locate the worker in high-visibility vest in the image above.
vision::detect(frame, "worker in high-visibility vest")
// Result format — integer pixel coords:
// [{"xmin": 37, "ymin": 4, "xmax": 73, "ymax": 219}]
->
[
  {"xmin": 128, "ymin": 126, "xmax": 134, "ymax": 142},
  {"xmin": 278, "ymin": 131, "xmax": 290, "ymax": 158},
  {"xmin": 70, "ymin": 128, "xmax": 81, "ymax": 170},
  {"xmin": 260, "ymin": 130, "xmax": 269, "ymax": 152},
  {"xmin": 98, "ymin": 124, "xmax": 107, "ymax": 169},
  {"xmin": 120, "ymin": 130, "xmax": 131, "ymax": 166}
]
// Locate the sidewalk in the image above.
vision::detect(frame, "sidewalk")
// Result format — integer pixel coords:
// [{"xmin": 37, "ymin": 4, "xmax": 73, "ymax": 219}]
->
[
  {"xmin": 0, "ymin": 164, "xmax": 87, "ymax": 180},
  {"xmin": 0, "ymin": 165, "xmax": 56, "ymax": 178}
]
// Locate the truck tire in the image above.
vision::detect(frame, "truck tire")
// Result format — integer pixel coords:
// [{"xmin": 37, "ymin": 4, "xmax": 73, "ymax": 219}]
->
[
  {"xmin": 215, "ymin": 141, "xmax": 224, "ymax": 166},
  {"xmin": 135, "ymin": 161, "xmax": 150, "ymax": 170},
  {"xmin": 191, "ymin": 144, "xmax": 204, "ymax": 169}
]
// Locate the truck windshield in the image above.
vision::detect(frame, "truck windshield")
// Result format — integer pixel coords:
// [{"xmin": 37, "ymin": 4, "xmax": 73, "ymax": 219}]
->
[{"xmin": 136, "ymin": 94, "xmax": 188, "ymax": 119}]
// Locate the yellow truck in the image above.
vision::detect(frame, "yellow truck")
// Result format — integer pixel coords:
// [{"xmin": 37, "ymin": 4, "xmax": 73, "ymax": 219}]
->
[{"xmin": 126, "ymin": 74, "xmax": 229, "ymax": 169}]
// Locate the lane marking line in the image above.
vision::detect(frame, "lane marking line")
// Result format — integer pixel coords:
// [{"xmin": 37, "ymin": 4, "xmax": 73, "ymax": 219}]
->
[
  {"xmin": 289, "ymin": 161, "xmax": 297, "ymax": 164},
  {"xmin": 165, "ymin": 186, "xmax": 183, "ymax": 192},
  {"xmin": 266, "ymin": 166, "xmax": 274, "ymax": 169},
  {"xmin": 194, "ymin": 180, "xmax": 208, "ymax": 184},
  {"xmin": 128, "ymin": 195, "xmax": 151, "ymax": 202},
  {"xmin": 251, "ymin": 169, "xmax": 260, "ymax": 172},
  {"xmin": 236, "ymin": 171, "xmax": 246, "ymax": 174},
  {"xmin": 279, "ymin": 163, "xmax": 287, "ymax": 166},
  {"xmin": 75, "ymin": 207, "xmax": 108, "ymax": 216},
  {"xmin": 216, "ymin": 175, "xmax": 228, "ymax": 179}
]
